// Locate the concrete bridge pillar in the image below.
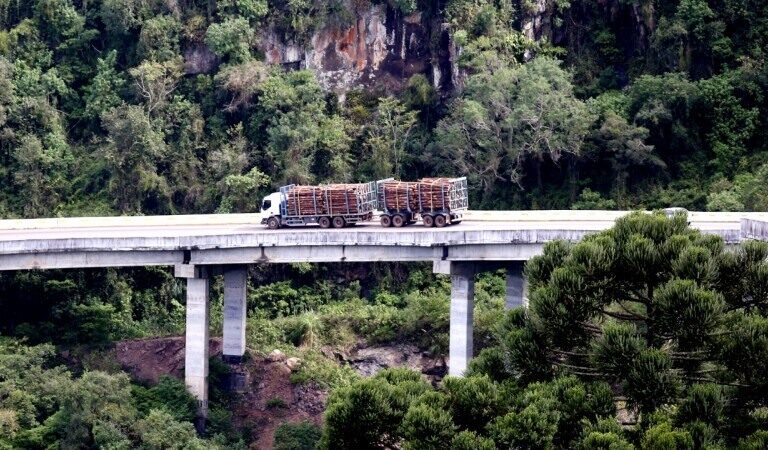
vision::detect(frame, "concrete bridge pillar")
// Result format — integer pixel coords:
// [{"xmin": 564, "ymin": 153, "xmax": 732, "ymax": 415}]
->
[
  {"xmin": 176, "ymin": 265, "xmax": 210, "ymax": 421},
  {"xmin": 448, "ymin": 262, "xmax": 476, "ymax": 377},
  {"xmin": 223, "ymin": 266, "xmax": 247, "ymax": 363},
  {"xmin": 505, "ymin": 262, "xmax": 528, "ymax": 310}
]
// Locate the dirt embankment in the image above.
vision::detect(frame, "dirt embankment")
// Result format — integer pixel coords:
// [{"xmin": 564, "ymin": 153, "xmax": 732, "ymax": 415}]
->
[
  {"xmin": 113, "ymin": 337, "xmax": 445, "ymax": 449},
  {"xmin": 115, "ymin": 337, "xmax": 326, "ymax": 450}
]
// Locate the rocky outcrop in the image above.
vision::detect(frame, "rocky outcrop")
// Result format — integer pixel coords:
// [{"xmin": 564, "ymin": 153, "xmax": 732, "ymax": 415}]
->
[
  {"xmin": 260, "ymin": 4, "xmax": 454, "ymax": 101},
  {"xmin": 183, "ymin": 43, "xmax": 219, "ymax": 75},
  {"xmin": 521, "ymin": 0, "xmax": 551, "ymax": 43}
]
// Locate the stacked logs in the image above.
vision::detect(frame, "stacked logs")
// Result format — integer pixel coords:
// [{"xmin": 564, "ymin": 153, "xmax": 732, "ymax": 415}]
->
[
  {"xmin": 378, "ymin": 181, "xmax": 419, "ymax": 212},
  {"xmin": 285, "ymin": 184, "xmax": 368, "ymax": 216},
  {"xmin": 325, "ymin": 184, "xmax": 367, "ymax": 215},
  {"xmin": 417, "ymin": 178, "xmax": 452, "ymax": 212},
  {"xmin": 379, "ymin": 178, "xmax": 461, "ymax": 212},
  {"xmin": 285, "ymin": 186, "xmax": 326, "ymax": 216}
]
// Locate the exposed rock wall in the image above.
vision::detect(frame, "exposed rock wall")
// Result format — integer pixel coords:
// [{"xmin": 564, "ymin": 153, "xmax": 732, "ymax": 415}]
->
[
  {"xmin": 521, "ymin": 0, "xmax": 551, "ymax": 43},
  {"xmin": 260, "ymin": 4, "xmax": 455, "ymax": 100}
]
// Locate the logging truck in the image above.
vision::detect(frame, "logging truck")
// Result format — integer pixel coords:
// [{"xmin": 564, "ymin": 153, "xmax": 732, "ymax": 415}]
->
[{"xmin": 259, "ymin": 177, "xmax": 468, "ymax": 229}]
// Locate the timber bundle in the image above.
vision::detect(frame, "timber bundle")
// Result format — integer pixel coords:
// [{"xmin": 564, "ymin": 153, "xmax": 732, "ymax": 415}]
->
[
  {"xmin": 418, "ymin": 178, "xmax": 456, "ymax": 212},
  {"xmin": 379, "ymin": 178, "xmax": 467, "ymax": 212},
  {"xmin": 378, "ymin": 181, "xmax": 419, "ymax": 212},
  {"xmin": 285, "ymin": 184, "xmax": 369, "ymax": 216}
]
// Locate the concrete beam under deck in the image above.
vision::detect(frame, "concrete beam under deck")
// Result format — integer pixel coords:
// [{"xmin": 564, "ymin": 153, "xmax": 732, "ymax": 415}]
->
[
  {"xmin": 188, "ymin": 244, "xmax": 544, "ymax": 265},
  {"xmin": 0, "ymin": 250, "xmax": 184, "ymax": 271}
]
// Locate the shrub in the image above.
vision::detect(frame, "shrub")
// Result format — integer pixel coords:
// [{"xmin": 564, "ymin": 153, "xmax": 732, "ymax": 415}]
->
[
  {"xmin": 274, "ymin": 421, "xmax": 322, "ymax": 450},
  {"xmin": 267, "ymin": 397, "xmax": 287, "ymax": 409},
  {"xmin": 400, "ymin": 404, "xmax": 456, "ymax": 450},
  {"xmin": 132, "ymin": 376, "xmax": 198, "ymax": 422}
]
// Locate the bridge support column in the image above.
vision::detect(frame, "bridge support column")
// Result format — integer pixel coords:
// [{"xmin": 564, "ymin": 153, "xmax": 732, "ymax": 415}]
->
[
  {"xmin": 449, "ymin": 262, "xmax": 475, "ymax": 377},
  {"xmin": 505, "ymin": 262, "xmax": 528, "ymax": 310},
  {"xmin": 223, "ymin": 266, "xmax": 247, "ymax": 363},
  {"xmin": 177, "ymin": 265, "xmax": 210, "ymax": 423}
]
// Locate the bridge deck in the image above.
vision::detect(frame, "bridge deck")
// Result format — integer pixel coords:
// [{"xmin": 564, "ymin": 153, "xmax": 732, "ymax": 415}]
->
[{"xmin": 0, "ymin": 211, "xmax": 763, "ymax": 270}]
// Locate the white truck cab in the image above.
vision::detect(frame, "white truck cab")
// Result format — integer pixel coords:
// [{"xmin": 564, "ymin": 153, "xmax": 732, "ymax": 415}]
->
[{"xmin": 260, "ymin": 192, "xmax": 283, "ymax": 228}]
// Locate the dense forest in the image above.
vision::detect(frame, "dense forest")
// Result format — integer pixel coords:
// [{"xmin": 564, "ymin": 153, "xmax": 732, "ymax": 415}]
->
[{"xmin": 1, "ymin": 0, "xmax": 768, "ymax": 449}]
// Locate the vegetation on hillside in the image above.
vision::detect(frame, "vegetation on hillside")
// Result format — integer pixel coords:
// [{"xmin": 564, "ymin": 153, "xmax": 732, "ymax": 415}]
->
[
  {"xmin": 322, "ymin": 213, "xmax": 768, "ymax": 449},
  {"xmin": 0, "ymin": 0, "xmax": 766, "ymax": 216}
]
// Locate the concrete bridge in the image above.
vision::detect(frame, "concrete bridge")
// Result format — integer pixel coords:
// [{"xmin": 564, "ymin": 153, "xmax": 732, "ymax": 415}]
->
[{"xmin": 2, "ymin": 210, "xmax": 767, "ymax": 416}]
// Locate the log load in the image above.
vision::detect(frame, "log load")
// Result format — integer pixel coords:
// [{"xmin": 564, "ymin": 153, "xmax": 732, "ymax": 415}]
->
[
  {"xmin": 378, "ymin": 181, "xmax": 419, "ymax": 212},
  {"xmin": 417, "ymin": 178, "xmax": 451, "ymax": 212},
  {"xmin": 285, "ymin": 186, "xmax": 326, "ymax": 216},
  {"xmin": 378, "ymin": 177, "xmax": 468, "ymax": 213},
  {"xmin": 418, "ymin": 177, "xmax": 469, "ymax": 212},
  {"xmin": 285, "ymin": 184, "xmax": 373, "ymax": 217}
]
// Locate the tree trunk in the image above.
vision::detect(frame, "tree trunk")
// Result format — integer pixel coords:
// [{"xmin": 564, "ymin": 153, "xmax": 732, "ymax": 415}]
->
[
  {"xmin": 568, "ymin": 156, "xmax": 578, "ymax": 203},
  {"xmin": 536, "ymin": 154, "xmax": 544, "ymax": 192}
]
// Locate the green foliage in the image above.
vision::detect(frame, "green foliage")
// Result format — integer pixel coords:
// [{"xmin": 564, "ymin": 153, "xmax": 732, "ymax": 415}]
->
[
  {"xmin": 363, "ymin": 96, "xmax": 418, "ymax": 179},
  {"xmin": 442, "ymin": 376, "xmax": 502, "ymax": 433},
  {"xmin": 576, "ymin": 418, "xmax": 633, "ymax": 450},
  {"xmin": 138, "ymin": 15, "xmax": 182, "ymax": 63},
  {"xmin": 274, "ymin": 420, "xmax": 323, "ymax": 450},
  {"xmin": 435, "ymin": 57, "xmax": 594, "ymax": 195},
  {"xmin": 572, "ymin": 189, "xmax": 618, "ymax": 210},
  {"xmin": 83, "ymin": 50, "xmax": 125, "ymax": 121},
  {"xmin": 400, "ymin": 404, "xmax": 456, "ymax": 450},
  {"xmin": 135, "ymin": 409, "xmax": 212, "ymax": 450},
  {"xmin": 641, "ymin": 422, "xmax": 694, "ymax": 450},
  {"xmin": 450, "ymin": 430, "xmax": 495, "ymax": 450},
  {"xmin": 205, "ymin": 17, "xmax": 254, "ymax": 63},
  {"xmin": 218, "ymin": 0, "xmax": 269, "ymax": 22},
  {"xmin": 501, "ymin": 213, "xmax": 768, "ymax": 435},
  {"xmin": 0, "ymin": 340, "xmax": 223, "ymax": 449},
  {"xmin": 132, "ymin": 376, "xmax": 198, "ymax": 423},
  {"xmin": 267, "ymin": 397, "xmax": 287, "ymax": 409},
  {"xmin": 101, "ymin": 104, "xmax": 169, "ymax": 213},
  {"xmin": 321, "ymin": 370, "xmax": 427, "ymax": 450},
  {"xmin": 487, "ymin": 403, "xmax": 559, "ymax": 450}
]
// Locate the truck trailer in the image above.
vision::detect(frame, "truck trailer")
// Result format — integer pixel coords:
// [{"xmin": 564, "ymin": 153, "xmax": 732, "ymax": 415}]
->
[
  {"xmin": 260, "ymin": 182, "xmax": 377, "ymax": 229},
  {"xmin": 378, "ymin": 177, "xmax": 468, "ymax": 227}
]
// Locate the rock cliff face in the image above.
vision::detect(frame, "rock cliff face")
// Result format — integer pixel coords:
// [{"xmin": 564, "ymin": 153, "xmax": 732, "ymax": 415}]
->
[
  {"xmin": 254, "ymin": 1, "xmax": 656, "ymax": 98},
  {"xmin": 260, "ymin": 4, "xmax": 454, "ymax": 100}
]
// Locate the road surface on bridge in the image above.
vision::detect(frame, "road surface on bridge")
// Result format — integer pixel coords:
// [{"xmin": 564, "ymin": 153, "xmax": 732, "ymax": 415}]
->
[{"xmin": 0, "ymin": 210, "xmax": 762, "ymax": 239}]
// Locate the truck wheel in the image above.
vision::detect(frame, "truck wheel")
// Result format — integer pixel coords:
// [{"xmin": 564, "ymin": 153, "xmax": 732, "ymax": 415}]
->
[
  {"xmin": 332, "ymin": 216, "xmax": 346, "ymax": 228},
  {"xmin": 267, "ymin": 217, "xmax": 281, "ymax": 230},
  {"xmin": 435, "ymin": 214, "xmax": 447, "ymax": 228},
  {"xmin": 393, "ymin": 214, "xmax": 406, "ymax": 227},
  {"xmin": 380, "ymin": 215, "xmax": 392, "ymax": 227},
  {"xmin": 319, "ymin": 216, "xmax": 331, "ymax": 228},
  {"xmin": 422, "ymin": 215, "xmax": 434, "ymax": 227}
]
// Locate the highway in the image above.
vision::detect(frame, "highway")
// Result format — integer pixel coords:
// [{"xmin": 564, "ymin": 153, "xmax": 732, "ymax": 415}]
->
[{"xmin": 1, "ymin": 210, "xmax": 765, "ymax": 239}]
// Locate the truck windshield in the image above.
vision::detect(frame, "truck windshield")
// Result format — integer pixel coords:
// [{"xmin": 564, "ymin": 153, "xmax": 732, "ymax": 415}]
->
[{"xmin": 261, "ymin": 200, "xmax": 271, "ymax": 211}]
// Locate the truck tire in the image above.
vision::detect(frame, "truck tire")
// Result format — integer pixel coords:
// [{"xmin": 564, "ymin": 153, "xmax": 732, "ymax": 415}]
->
[
  {"xmin": 267, "ymin": 217, "xmax": 281, "ymax": 230},
  {"xmin": 435, "ymin": 214, "xmax": 447, "ymax": 227},
  {"xmin": 380, "ymin": 215, "xmax": 392, "ymax": 227},
  {"xmin": 319, "ymin": 216, "xmax": 331, "ymax": 228},
  {"xmin": 422, "ymin": 215, "xmax": 434, "ymax": 227},
  {"xmin": 393, "ymin": 214, "xmax": 406, "ymax": 227},
  {"xmin": 332, "ymin": 216, "xmax": 346, "ymax": 228}
]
